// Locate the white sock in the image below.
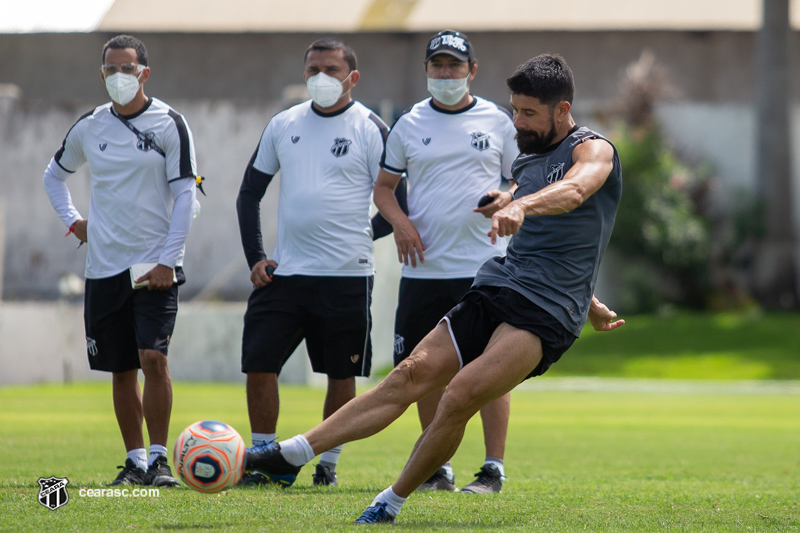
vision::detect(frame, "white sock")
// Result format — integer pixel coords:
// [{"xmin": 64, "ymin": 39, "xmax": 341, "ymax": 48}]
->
[
  {"xmin": 371, "ymin": 486, "xmax": 406, "ymax": 518},
  {"xmin": 127, "ymin": 448, "xmax": 147, "ymax": 472},
  {"xmin": 251, "ymin": 432, "xmax": 276, "ymax": 446},
  {"xmin": 319, "ymin": 445, "xmax": 343, "ymax": 472},
  {"xmin": 147, "ymin": 444, "xmax": 168, "ymax": 467},
  {"xmin": 485, "ymin": 457, "xmax": 505, "ymax": 478},
  {"xmin": 279, "ymin": 434, "xmax": 316, "ymax": 467},
  {"xmin": 442, "ymin": 461, "xmax": 454, "ymax": 481}
]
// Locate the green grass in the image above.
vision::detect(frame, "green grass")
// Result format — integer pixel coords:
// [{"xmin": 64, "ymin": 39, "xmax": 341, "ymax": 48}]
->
[
  {"xmin": 551, "ymin": 311, "xmax": 800, "ymax": 380},
  {"xmin": 1, "ymin": 382, "xmax": 799, "ymax": 532}
]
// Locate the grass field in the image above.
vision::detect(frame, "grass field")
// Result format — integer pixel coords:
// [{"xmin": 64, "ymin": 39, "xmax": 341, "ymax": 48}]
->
[
  {"xmin": 552, "ymin": 311, "xmax": 800, "ymax": 380},
  {"xmin": 2, "ymin": 381, "xmax": 798, "ymax": 532}
]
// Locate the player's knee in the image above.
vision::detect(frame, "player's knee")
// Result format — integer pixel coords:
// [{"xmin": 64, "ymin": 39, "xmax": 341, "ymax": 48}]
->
[
  {"xmin": 438, "ymin": 387, "xmax": 482, "ymax": 422},
  {"xmin": 384, "ymin": 356, "xmax": 437, "ymax": 402},
  {"xmin": 139, "ymin": 349, "xmax": 169, "ymax": 377}
]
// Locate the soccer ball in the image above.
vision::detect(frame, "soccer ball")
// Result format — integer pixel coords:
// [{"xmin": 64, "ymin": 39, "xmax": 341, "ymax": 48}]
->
[{"xmin": 173, "ymin": 420, "xmax": 246, "ymax": 493}]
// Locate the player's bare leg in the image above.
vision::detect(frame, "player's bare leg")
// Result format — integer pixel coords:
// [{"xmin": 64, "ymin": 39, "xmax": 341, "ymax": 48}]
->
[
  {"xmin": 314, "ymin": 376, "xmax": 358, "ymax": 486},
  {"xmin": 480, "ymin": 394, "xmax": 510, "ymax": 460},
  {"xmin": 139, "ymin": 349, "xmax": 172, "ymax": 446},
  {"xmin": 458, "ymin": 392, "xmax": 510, "ymax": 494},
  {"xmin": 323, "ymin": 376, "xmax": 356, "ymax": 419},
  {"xmin": 112, "ymin": 369, "xmax": 144, "ymax": 451},
  {"xmin": 109, "ymin": 369, "xmax": 148, "ymax": 485},
  {"xmin": 303, "ymin": 324, "xmax": 460, "ymax": 452},
  {"xmin": 246, "ymin": 372, "xmax": 279, "ymax": 434},
  {"xmin": 390, "ymin": 323, "xmax": 542, "ymax": 498},
  {"xmin": 246, "ymin": 324, "xmax": 458, "ymax": 484},
  {"xmin": 139, "ymin": 349, "xmax": 181, "ymax": 486}
]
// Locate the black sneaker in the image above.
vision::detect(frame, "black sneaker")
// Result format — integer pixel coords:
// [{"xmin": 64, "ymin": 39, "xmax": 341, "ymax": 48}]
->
[
  {"xmin": 312, "ymin": 464, "xmax": 338, "ymax": 487},
  {"xmin": 417, "ymin": 467, "xmax": 456, "ymax": 492},
  {"xmin": 354, "ymin": 502, "xmax": 396, "ymax": 524},
  {"xmin": 145, "ymin": 455, "xmax": 181, "ymax": 487},
  {"xmin": 460, "ymin": 464, "xmax": 504, "ymax": 494},
  {"xmin": 245, "ymin": 440, "xmax": 302, "ymax": 480},
  {"xmin": 109, "ymin": 458, "xmax": 146, "ymax": 486}
]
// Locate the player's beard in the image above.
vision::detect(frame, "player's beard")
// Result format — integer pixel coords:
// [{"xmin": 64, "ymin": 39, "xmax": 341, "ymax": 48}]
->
[{"xmin": 515, "ymin": 116, "xmax": 557, "ymax": 154}]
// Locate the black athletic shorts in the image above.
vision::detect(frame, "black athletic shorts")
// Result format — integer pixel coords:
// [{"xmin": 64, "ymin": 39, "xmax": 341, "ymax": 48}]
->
[
  {"xmin": 241, "ymin": 275, "xmax": 373, "ymax": 379},
  {"xmin": 442, "ymin": 285, "xmax": 578, "ymax": 380},
  {"xmin": 393, "ymin": 277, "xmax": 474, "ymax": 366},
  {"xmin": 83, "ymin": 268, "xmax": 181, "ymax": 373}
]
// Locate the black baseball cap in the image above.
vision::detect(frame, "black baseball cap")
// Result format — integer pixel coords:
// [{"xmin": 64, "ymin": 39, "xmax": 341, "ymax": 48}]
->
[{"xmin": 425, "ymin": 30, "xmax": 473, "ymax": 63}]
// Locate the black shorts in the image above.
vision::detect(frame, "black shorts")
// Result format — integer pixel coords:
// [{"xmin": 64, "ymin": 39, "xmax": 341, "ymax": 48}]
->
[
  {"xmin": 241, "ymin": 275, "xmax": 373, "ymax": 379},
  {"xmin": 443, "ymin": 285, "xmax": 578, "ymax": 380},
  {"xmin": 393, "ymin": 277, "xmax": 474, "ymax": 366},
  {"xmin": 84, "ymin": 269, "xmax": 180, "ymax": 373}
]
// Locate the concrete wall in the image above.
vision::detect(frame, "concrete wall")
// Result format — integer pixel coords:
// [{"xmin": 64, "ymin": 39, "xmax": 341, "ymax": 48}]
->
[
  {"xmin": 0, "ymin": 236, "xmax": 400, "ymax": 385},
  {"xmin": 3, "ymin": 29, "xmax": 800, "ymax": 301},
  {"xmin": 3, "ymin": 31, "xmax": 799, "ymax": 105}
]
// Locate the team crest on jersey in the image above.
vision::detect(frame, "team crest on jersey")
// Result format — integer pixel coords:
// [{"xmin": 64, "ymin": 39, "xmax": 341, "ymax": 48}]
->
[
  {"xmin": 470, "ymin": 131, "xmax": 490, "ymax": 151},
  {"xmin": 330, "ymin": 137, "xmax": 352, "ymax": 157},
  {"xmin": 547, "ymin": 162, "xmax": 566, "ymax": 183},
  {"xmin": 422, "ymin": 137, "xmax": 431, "ymax": 145},
  {"xmin": 38, "ymin": 476, "xmax": 69, "ymax": 511},
  {"xmin": 291, "ymin": 136, "xmax": 300, "ymax": 144},
  {"xmin": 99, "ymin": 143, "xmax": 107, "ymax": 151},
  {"xmin": 136, "ymin": 131, "xmax": 158, "ymax": 153}
]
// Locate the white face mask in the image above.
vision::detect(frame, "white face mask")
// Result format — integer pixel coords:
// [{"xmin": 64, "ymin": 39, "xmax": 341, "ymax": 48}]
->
[
  {"xmin": 427, "ymin": 74, "xmax": 470, "ymax": 106},
  {"xmin": 105, "ymin": 72, "xmax": 142, "ymax": 106},
  {"xmin": 306, "ymin": 71, "xmax": 352, "ymax": 108}
]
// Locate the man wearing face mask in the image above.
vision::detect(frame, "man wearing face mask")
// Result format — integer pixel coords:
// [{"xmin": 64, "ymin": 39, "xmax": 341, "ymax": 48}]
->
[
  {"xmin": 370, "ymin": 30, "xmax": 519, "ymax": 494},
  {"xmin": 42, "ymin": 34, "xmax": 198, "ymax": 487},
  {"xmin": 236, "ymin": 38, "xmax": 389, "ymax": 488}
]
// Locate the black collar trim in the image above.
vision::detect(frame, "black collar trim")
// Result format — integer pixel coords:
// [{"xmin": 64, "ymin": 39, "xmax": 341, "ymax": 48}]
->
[
  {"xmin": 111, "ymin": 97, "xmax": 153, "ymax": 120},
  {"xmin": 429, "ymin": 96, "xmax": 478, "ymax": 115},
  {"xmin": 540, "ymin": 124, "xmax": 580, "ymax": 154},
  {"xmin": 311, "ymin": 100, "xmax": 355, "ymax": 118}
]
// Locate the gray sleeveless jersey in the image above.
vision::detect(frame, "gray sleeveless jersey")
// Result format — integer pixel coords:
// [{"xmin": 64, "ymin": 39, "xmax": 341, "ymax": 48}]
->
[{"xmin": 473, "ymin": 126, "xmax": 622, "ymax": 337}]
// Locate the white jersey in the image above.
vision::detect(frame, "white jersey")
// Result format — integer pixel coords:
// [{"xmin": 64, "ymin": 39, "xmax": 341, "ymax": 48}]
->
[
  {"xmin": 382, "ymin": 96, "xmax": 519, "ymax": 279},
  {"xmin": 252, "ymin": 100, "xmax": 387, "ymax": 276},
  {"xmin": 51, "ymin": 98, "xmax": 197, "ymax": 279}
]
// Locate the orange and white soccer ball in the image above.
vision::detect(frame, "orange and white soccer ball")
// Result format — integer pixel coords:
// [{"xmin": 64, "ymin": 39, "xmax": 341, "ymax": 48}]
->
[{"xmin": 173, "ymin": 420, "xmax": 246, "ymax": 493}]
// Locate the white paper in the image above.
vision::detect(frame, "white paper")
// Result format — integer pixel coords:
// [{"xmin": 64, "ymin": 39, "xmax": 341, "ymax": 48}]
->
[{"xmin": 130, "ymin": 263, "xmax": 177, "ymax": 289}]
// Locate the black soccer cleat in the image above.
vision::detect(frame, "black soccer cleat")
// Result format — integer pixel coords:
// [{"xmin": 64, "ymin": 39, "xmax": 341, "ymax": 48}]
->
[
  {"xmin": 460, "ymin": 464, "xmax": 504, "ymax": 494},
  {"xmin": 417, "ymin": 467, "xmax": 457, "ymax": 492},
  {"xmin": 312, "ymin": 464, "xmax": 338, "ymax": 487},
  {"xmin": 109, "ymin": 458, "xmax": 147, "ymax": 486},
  {"xmin": 236, "ymin": 471, "xmax": 272, "ymax": 487},
  {"xmin": 354, "ymin": 502, "xmax": 396, "ymax": 524},
  {"xmin": 145, "ymin": 455, "xmax": 181, "ymax": 487},
  {"xmin": 236, "ymin": 470, "xmax": 296, "ymax": 488},
  {"xmin": 245, "ymin": 440, "xmax": 303, "ymax": 478}
]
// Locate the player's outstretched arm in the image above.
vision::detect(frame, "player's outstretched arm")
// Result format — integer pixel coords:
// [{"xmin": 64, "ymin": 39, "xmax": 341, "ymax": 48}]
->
[{"xmin": 588, "ymin": 295, "xmax": 625, "ymax": 331}]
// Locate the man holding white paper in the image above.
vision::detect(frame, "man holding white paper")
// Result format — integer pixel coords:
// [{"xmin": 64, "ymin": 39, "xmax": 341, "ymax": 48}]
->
[{"xmin": 42, "ymin": 34, "xmax": 197, "ymax": 487}]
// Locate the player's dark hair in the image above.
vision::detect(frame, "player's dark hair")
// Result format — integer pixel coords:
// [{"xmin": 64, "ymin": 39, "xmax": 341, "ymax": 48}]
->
[
  {"xmin": 506, "ymin": 54, "xmax": 574, "ymax": 107},
  {"xmin": 102, "ymin": 34, "xmax": 148, "ymax": 66},
  {"xmin": 304, "ymin": 38, "xmax": 358, "ymax": 71}
]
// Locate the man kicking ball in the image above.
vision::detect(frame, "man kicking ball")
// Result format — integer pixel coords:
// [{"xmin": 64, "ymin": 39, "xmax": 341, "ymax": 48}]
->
[{"xmin": 246, "ymin": 53, "xmax": 625, "ymax": 524}]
